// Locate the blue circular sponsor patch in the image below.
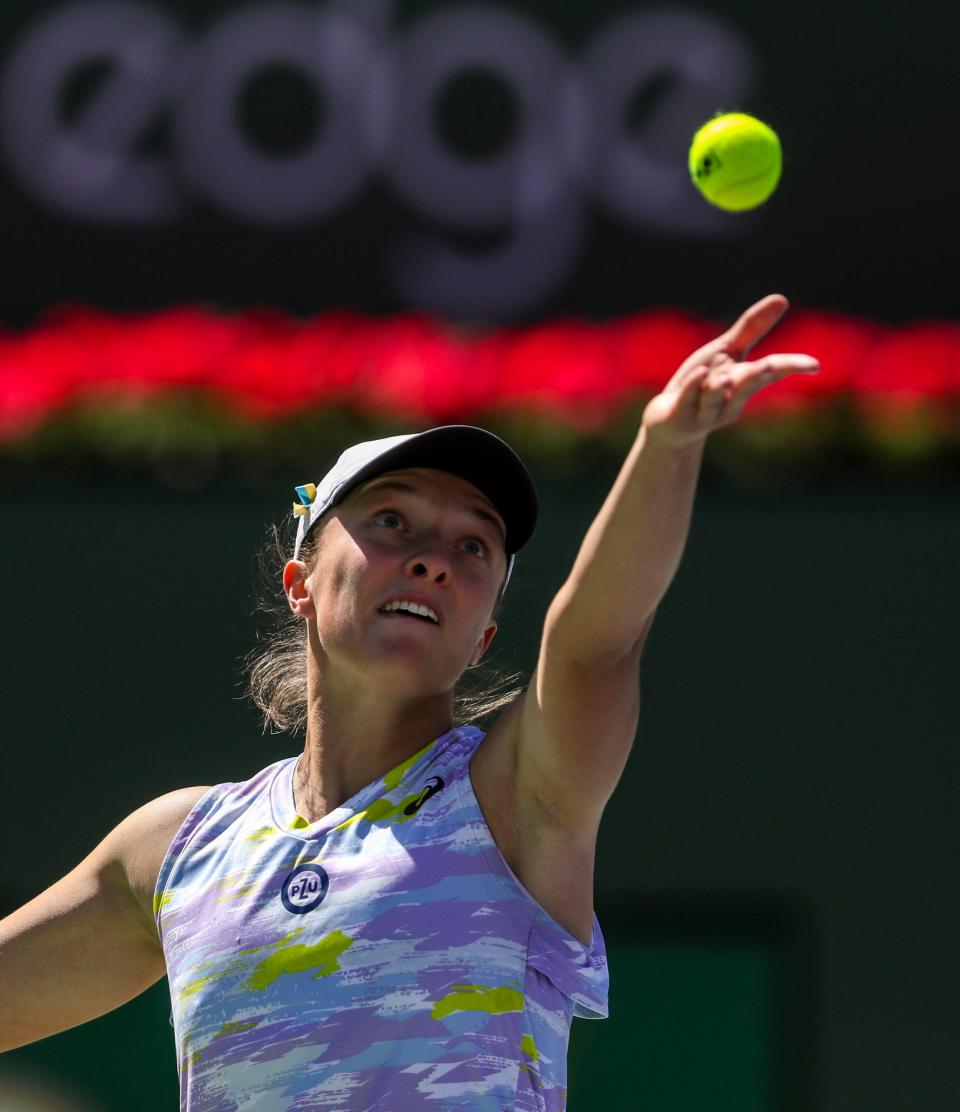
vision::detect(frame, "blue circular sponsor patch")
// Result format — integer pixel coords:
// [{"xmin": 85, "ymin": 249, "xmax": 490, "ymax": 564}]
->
[{"xmin": 281, "ymin": 864, "xmax": 329, "ymax": 914}]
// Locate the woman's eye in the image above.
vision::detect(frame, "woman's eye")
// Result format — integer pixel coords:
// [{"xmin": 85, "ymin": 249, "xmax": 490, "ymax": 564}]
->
[
  {"xmin": 374, "ymin": 511, "xmax": 404, "ymax": 529},
  {"xmin": 462, "ymin": 538, "xmax": 488, "ymax": 558}
]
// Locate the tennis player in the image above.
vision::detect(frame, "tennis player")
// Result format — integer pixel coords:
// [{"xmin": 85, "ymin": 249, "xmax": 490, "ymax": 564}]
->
[{"xmin": 0, "ymin": 295, "xmax": 818, "ymax": 1109}]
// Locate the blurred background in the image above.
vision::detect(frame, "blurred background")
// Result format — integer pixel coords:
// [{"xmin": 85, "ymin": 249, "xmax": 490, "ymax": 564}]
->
[{"xmin": 1, "ymin": 0, "xmax": 957, "ymax": 1109}]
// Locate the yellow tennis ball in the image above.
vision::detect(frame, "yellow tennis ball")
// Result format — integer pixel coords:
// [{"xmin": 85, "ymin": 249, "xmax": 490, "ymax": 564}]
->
[{"xmin": 689, "ymin": 112, "xmax": 782, "ymax": 212}]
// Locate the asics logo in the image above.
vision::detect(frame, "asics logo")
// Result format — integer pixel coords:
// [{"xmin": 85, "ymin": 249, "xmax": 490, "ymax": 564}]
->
[{"xmin": 404, "ymin": 776, "xmax": 445, "ymax": 816}]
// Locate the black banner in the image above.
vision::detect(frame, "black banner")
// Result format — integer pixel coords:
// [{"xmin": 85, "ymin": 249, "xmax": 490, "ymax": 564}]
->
[{"xmin": 0, "ymin": 0, "xmax": 951, "ymax": 326}]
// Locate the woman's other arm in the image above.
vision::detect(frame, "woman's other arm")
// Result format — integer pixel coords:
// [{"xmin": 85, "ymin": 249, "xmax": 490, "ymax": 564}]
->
[{"xmin": 0, "ymin": 785, "xmax": 208, "ymax": 1051}]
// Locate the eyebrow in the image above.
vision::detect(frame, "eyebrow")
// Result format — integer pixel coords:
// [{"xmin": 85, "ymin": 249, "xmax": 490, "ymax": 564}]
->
[{"xmin": 358, "ymin": 479, "xmax": 506, "ymax": 545}]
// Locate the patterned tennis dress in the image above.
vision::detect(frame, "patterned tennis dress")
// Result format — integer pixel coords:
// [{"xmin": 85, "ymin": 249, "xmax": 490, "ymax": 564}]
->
[{"xmin": 155, "ymin": 725, "xmax": 608, "ymax": 1110}]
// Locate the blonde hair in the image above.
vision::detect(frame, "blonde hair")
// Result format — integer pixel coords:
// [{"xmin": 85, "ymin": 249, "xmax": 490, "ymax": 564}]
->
[{"xmin": 240, "ymin": 516, "xmax": 524, "ymax": 735}]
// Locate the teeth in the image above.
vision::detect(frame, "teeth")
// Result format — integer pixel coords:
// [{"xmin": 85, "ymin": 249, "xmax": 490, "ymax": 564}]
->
[{"xmin": 382, "ymin": 600, "xmax": 438, "ymax": 623}]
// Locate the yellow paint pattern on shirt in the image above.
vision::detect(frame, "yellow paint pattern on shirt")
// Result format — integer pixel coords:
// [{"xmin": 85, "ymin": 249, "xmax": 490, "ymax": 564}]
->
[
  {"xmin": 333, "ymin": 796, "xmax": 400, "ymax": 831},
  {"xmin": 182, "ymin": 1044, "xmax": 203, "ymax": 1072},
  {"xmin": 327, "ymin": 738, "xmax": 441, "ymax": 831},
  {"xmin": 180, "ymin": 972, "xmax": 223, "ymax": 1001},
  {"xmin": 179, "ymin": 925, "xmax": 310, "ymax": 1000},
  {"xmin": 214, "ymin": 884, "xmax": 260, "ymax": 905},
  {"xmin": 213, "ymin": 1019, "xmax": 261, "ymax": 1039},
  {"xmin": 211, "ymin": 857, "xmax": 304, "ymax": 899},
  {"xmin": 332, "ymin": 786, "xmax": 441, "ymax": 832},
  {"xmin": 522, "ymin": 1033, "xmax": 539, "ymax": 1061},
  {"xmin": 383, "ymin": 738, "xmax": 436, "ymax": 791},
  {"xmin": 245, "ymin": 930, "xmax": 353, "ymax": 991},
  {"xmin": 431, "ymin": 984, "xmax": 524, "ymax": 1020},
  {"xmin": 153, "ymin": 890, "xmax": 174, "ymax": 915},
  {"xmin": 238, "ymin": 926, "xmax": 305, "ymax": 956},
  {"xmin": 179, "ymin": 1020, "xmax": 261, "ymax": 1072}
]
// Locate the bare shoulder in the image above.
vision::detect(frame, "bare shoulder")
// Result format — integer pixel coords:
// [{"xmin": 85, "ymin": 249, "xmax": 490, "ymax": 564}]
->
[
  {"xmin": 99, "ymin": 786, "xmax": 212, "ymax": 926},
  {"xmin": 0, "ymin": 786, "xmax": 211, "ymax": 1049}
]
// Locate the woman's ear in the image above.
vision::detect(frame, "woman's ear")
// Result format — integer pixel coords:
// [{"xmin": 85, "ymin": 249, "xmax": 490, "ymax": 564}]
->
[
  {"xmin": 283, "ymin": 559, "xmax": 316, "ymax": 619},
  {"xmin": 469, "ymin": 621, "xmax": 498, "ymax": 667}
]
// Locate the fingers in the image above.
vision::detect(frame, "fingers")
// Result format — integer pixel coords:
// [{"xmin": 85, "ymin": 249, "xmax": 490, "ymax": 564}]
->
[
  {"xmin": 663, "ymin": 343, "xmax": 729, "ymax": 393},
  {"xmin": 698, "ymin": 352, "xmax": 819, "ymax": 397},
  {"xmin": 694, "ymin": 367, "xmax": 731, "ymax": 423},
  {"xmin": 737, "ymin": 352, "xmax": 821, "ymax": 379},
  {"xmin": 721, "ymin": 294, "xmax": 789, "ymax": 359},
  {"xmin": 666, "ymin": 294, "xmax": 790, "ymax": 393},
  {"xmin": 646, "ymin": 345, "xmax": 820, "ymax": 443},
  {"xmin": 695, "ymin": 352, "xmax": 820, "ymax": 420}
]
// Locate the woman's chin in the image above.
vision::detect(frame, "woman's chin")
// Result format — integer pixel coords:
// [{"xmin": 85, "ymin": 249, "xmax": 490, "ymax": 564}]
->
[{"xmin": 362, "ymin": 640, "xmax": 464, "ymax": 693}]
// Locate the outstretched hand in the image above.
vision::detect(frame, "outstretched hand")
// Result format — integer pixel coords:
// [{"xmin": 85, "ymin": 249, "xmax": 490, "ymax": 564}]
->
[{"xmin": 642, "ymin": 294, "xmax": 820, "ymax": 451}]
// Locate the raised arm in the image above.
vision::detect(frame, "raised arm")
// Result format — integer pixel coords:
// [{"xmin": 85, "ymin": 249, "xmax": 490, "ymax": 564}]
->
[
  {"xmin": 511, "ymin": 294, "xmax": 820, "ymax": 830},
  {"xmin": 0, "ymin": 785, "xmax": 208, "ymax": 1051}
]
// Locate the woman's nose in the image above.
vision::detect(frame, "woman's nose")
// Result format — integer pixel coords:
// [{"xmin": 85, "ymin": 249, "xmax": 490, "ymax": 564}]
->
[{"xmin": 407, "ymin": 552, "xmax": 449, "ymax": 584}]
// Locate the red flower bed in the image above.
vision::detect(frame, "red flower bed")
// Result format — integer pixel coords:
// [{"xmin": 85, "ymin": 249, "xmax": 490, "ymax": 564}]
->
[{"xmin": 1, "ymin": 304, "xmax": 958, "ymax": 461}]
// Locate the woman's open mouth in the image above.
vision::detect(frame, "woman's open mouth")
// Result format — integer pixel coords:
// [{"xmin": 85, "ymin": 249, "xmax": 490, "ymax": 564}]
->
[{"xmin": 378, "ymin": 599, "xmax": 440, "ymax": 624}]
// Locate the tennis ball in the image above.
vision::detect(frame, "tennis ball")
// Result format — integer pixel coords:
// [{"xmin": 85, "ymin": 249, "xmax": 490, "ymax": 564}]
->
[{"xmin": 688, "ymin": 112, "xmax": 782, "ymax": 212}]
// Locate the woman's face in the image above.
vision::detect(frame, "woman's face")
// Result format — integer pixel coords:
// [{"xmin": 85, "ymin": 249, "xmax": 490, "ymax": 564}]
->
[{"xmin": 286, "ymin": 468, "xmax": 508, "ymax": 696}]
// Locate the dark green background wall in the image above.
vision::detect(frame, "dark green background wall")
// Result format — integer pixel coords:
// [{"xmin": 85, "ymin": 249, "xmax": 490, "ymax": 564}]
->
[{"xmin": 1, "ymin": 456, "xmax": 956, "ymax": 1110}]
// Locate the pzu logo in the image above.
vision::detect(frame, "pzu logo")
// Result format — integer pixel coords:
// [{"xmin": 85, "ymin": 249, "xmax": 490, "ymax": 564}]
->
[{"xmin": 281, "ymin": 864, "xmax": 330, "ymax": 914}]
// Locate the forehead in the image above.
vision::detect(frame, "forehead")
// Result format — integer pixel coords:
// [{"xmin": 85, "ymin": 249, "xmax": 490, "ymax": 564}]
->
[{"xmin": 351, "ymin": 468, "xmax": 505, "ymax": 538}]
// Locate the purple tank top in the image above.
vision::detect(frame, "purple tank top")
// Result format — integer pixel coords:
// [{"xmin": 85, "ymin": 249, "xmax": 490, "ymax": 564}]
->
[{"xmin": 155, "ymin": 725, "xmax": 608, "ymax": 1110}]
